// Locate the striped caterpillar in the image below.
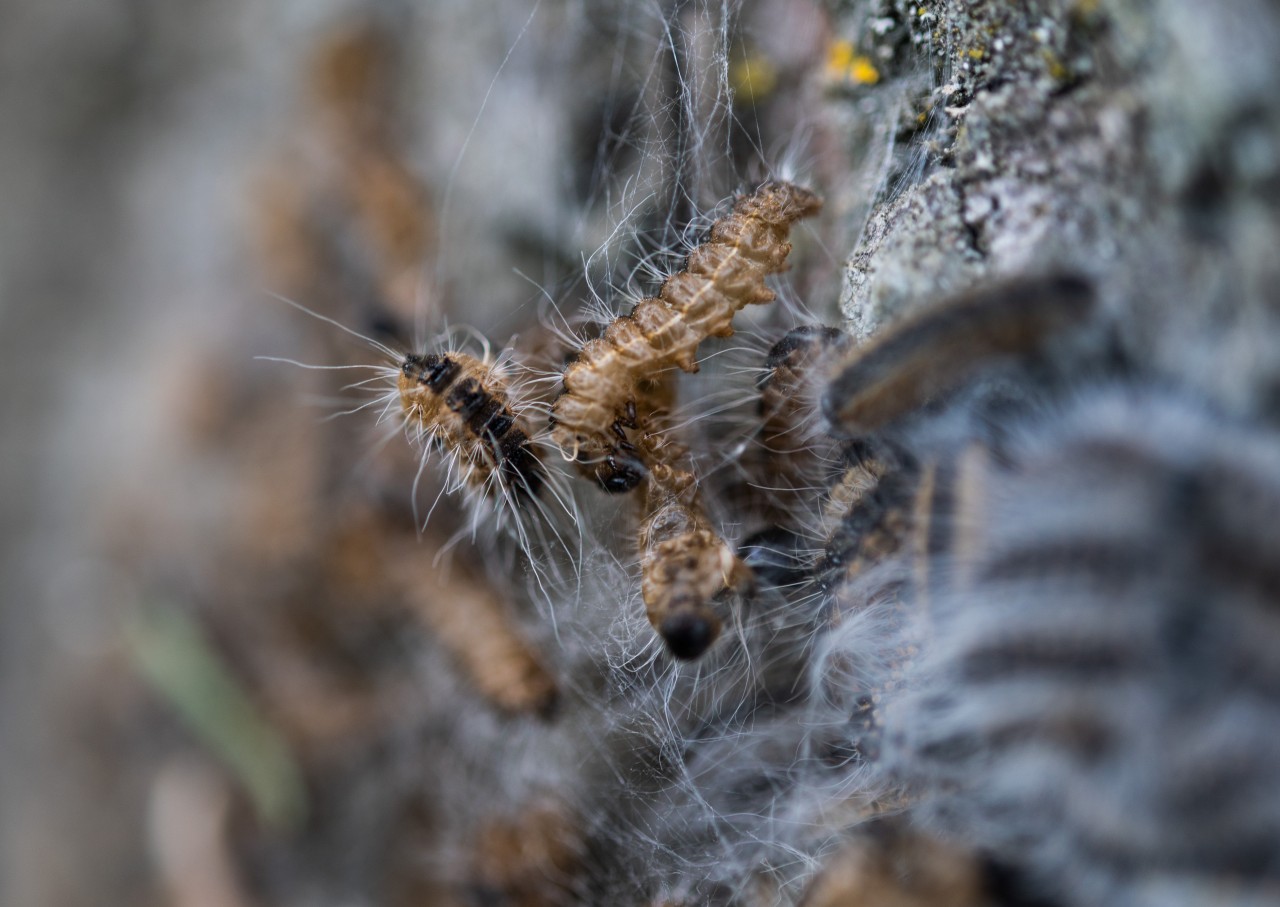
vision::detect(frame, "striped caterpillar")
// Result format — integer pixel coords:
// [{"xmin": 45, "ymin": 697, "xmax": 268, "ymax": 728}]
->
[
  {"xmin": 816, "ymin": 274, "xmax": 1099, "ymax": 594},
  {"xmin": 824, "ymin": 273, "xmax": 1096, "ymax": 434},
  {"xmin": 551, "ymin": 181, "xmax": 822, "ymax": 493},
  {"xmin": 398, "ymin": 350, "xmax": 545, "ymax": 504}
]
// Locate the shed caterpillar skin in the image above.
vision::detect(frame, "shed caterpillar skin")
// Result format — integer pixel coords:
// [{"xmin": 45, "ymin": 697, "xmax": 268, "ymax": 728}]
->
[
  {"xmin": 398, "ymin": 351, "xmax": 545, "ymax": 503},
  {"xmin": 551, "ymin": 181, "xmax": 822, "ymax": 493}
]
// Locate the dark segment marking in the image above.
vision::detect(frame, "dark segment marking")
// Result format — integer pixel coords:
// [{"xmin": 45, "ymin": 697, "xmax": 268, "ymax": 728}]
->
[
  {"xmin": 959, "ymin": 635, "xmax": 1143, "ymax": 683},
  {"xmin": 445, "ymin": 378, "xmax": 489, "ymax": 420},
  {"xmin": 659, "ymin": 611, "xmax": 717, "ymax": 660},
  {"xmin": 762, "ymin": 324, "xmax": 848, "ymax": 377},
  {"xmin": 498, "ymin": 429, "xmax": 543, "ymax": 498},
  {"xmin": 403, "ymin": 352, "xmax": 460, "ymax": 390},
  {"xmin": 400, "ymin": 352, "xmax": 543, "ymax": 499},
  {"xmin": 594, "ymin": 455, "xmax": 646, "ymax": 494},
  {"xmin": 484, "ymin": 410, "xmax": 516, "ymax": 439},
  {"xmin": 978, "ymin": 539, "xmax": 1163, "ymax": 586},
  {"xmin": 738, "ymin": 527, "xmax": 807, "ymax": 588},
  {"xmin": 822, "ymin": 467, "xmax": 918, "ymax": 579}
]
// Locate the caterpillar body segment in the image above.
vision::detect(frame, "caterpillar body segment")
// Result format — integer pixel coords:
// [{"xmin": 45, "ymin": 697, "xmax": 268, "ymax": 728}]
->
[
  {"xmin": 378, "ymin": 524, "xmax": 560, "ymax": 719},
  {"xmin": 758, "ymin": 325, "xmax": 852, "ymax": 483},
  {"xmin": 824, "ymin": 273, "xmax": 1096, "ymax": 435},
  {"xmin": 468, "ymin": 801, "xmax": 583, "ymax": 907},
  {"xmin": 637, "ymin": 435, "xmax": 752, "ymax": 660},
  {"xmin": 639, "ymin": 463, "xmax": 752, "ymax": 660},
  {"xmin": 551, "ymin": 181, "xmax": 822, "ymax": 493}
]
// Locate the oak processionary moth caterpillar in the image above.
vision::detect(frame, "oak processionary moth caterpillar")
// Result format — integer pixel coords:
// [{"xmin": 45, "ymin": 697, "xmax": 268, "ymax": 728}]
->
[{"xmin": 398, "ymin": 351, "xmax": 545, "ymax": 503}]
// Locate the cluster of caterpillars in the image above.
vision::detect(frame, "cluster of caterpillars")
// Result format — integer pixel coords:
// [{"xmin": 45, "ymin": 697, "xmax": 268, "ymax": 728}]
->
[
  {"xmin": 393, "ymin": 162, "xmax": 1100, "ymax": 668},
  {"xmin": 396, "ymin": 181, "xmax": 822, "ymax": 659}
]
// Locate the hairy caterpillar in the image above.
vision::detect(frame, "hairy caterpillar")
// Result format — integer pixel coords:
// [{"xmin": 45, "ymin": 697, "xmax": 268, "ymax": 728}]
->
[
  {"xmin": 551, "ymin": 181, "xmax": 822, "ymax": 493},
  {"xmin": 805, "ymin": 272, "xmax": 1280, "ymax": 902},
  {"xmin": 811, "ymin": 275, "xmax": 1101, "ymax": 592},
  {"xmin": 467, "ymin": 800, "xmax": 583, "ymax": 907},
  {"xmin": 103, "ymin": 2, "xmax": 1280, "ymax": 906},
  {"xmin": 255, "ymin": 21, "xmax": 434, "ymax": 329},
  {"xmin": 798, "ymin": 825, "xmax": 986, "ymax": 907},
  {"xmin": 398, "ymin": 351, "xmax": 546, "ymax": 503},
  {"xmin": 747, "ymin": 325, "xmax": 853, "ymax": 531},
  {"xmin": 878, "ymin": 388, "xmax": 1280, "ymax": 901}
]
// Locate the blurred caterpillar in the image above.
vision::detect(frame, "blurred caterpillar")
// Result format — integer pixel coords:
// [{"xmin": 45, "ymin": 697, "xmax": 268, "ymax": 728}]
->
[{"xmin": 551, "ymin": 181, "xmax": 822, "ymax": 493}]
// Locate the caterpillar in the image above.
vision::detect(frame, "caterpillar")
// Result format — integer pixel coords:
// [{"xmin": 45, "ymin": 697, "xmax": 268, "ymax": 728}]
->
[
  {"xmin": 467, "ymin": 800, "xmax": 583, "ymax": 907},
  {"xmin": 876, "ymin": 388, "xmax": 1280, "ymax": 901},
  {"xmin": 824, "ymin": 272, "xmax": 1097, "ymax": 435},
  {"xmin": 638, "ymin": 433, "xmax": 753, "ymax": 660},
  {"xmin": 398, "ymin": 350, "xmax": 545, "ymax": 503},
  {"xmin": 389, "ymin": 536, "xmax": 559, "ymax": 719},
  {"xmin": 256, "ymin": 21, "xmax": 434, "ymax": 328},
  {"xmin": 749, "ymin": 325, "xmax": 853, "ymax": 529},
  {"xmin": 551, "ymin": 181, "xmax": 822, "ymax": 493},
  {"xmin": 798, "ymin": 825, "xmax": 987, "ymax": 907},
  {"xmin": 815, "ymin": 275, "xmax": 1101, "ymax": 598}
]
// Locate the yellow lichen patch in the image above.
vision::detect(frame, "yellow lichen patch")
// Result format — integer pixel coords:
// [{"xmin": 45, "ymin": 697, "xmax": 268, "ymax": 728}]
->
[
  {"xmin": 851, "ymin": 55, "xmax": 881, "ymax": 85},
  {"xmin": 966, "ymin": 46, "xmax": 986, "ymax": 60},
  {"xmin": 826, "ymin": 40, "xmax": 881, "ymax": 86}
]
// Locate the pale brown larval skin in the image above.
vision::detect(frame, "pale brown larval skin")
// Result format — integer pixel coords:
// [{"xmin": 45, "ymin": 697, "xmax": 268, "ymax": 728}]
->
[
  {"xmin": 551, "ymin": 181, "xmax": 822, "ymax": 488},
  {"xmin": 637, "ymin": 463, "xmax": 747, "ymax": 654}
]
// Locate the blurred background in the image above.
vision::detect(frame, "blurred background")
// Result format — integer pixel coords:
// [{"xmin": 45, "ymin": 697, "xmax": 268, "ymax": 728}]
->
[{"xmin": 0, "ymin": 1, "xmax": 838, "ymax": 903}]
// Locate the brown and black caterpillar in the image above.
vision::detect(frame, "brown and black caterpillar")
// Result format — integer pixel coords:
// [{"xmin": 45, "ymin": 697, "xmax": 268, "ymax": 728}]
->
[{"xmin": 398, "ymin": 351, "xmax": 545, "ymax": 503}]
